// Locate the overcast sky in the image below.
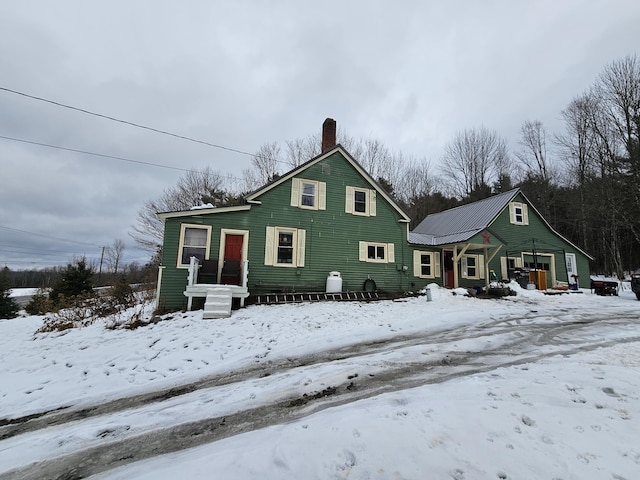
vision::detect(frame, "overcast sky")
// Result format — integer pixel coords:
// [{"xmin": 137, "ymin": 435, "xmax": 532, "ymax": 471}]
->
[{"xmin": 1, "ymin": 0, "xmax": 640, "ymax": 272}]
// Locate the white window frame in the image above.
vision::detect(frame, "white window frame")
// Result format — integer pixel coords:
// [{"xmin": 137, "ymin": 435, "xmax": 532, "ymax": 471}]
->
[
  {"xmin": 290, "ymin": 178, "xmax": 326, "ymax": 210},
  {"xmin": 509, "ymin": 202, "xmax": 529, "ymax": 225},
  {"xmin": 500, "ymin": 256, "xmax": 523, "ymax": 279},
  {"xmin": 346, "ymin": 186, "xmax": 377, "ymax": 217},
  {"xmin": 413, "ymin": 251, "xmax": 441, "ymax": 279},
  {"xmin": 264, "ymin": 226, "xmax": 306, "ymax": 268},
  {"xmin": 177, "ymin": 224, "xmax": 212, "ymax": 268},
  {"xmin": 359, "ymin": 241, "xmax": 395, "ymax": 263},
  {"xmin": 461, "ymin": 254, "xmax": 485, "ymax": 280}
]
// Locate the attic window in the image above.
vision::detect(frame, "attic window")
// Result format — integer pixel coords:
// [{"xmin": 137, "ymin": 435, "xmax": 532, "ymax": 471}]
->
[
  {"xmin": 346, "ymin": 186, "xmax": 377, "ymax": 217},
  {"xmin": 509, "ymin": 202, "xmax": 529, "ymax": 225},
  {"xmin": 301, "ymin": 181, "xmax": 316, "ymax": 208},
  {"xmin": 290, "ymin": 178, "xmax": 326, "ymax": 210}
]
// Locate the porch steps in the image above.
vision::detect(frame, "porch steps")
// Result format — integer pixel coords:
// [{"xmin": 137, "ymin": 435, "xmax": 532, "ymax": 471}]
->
[
  {"xmin": 203, "ymin": 286, "xmax": 233, "ymax": 319},
  {"xmin": 254, "ymin": 291, "xmax": 379, "ymax": 305}
]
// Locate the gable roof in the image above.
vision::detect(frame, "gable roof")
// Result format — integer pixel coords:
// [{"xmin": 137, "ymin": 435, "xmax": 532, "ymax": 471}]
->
[
  {"xmin": 245, "ymin": 144, "xmax": 411, "ymax": 223},
  {"xmin": 411, "ymin": 189, "xmax": 520, "ymax": 245},
  {"xmin": 410, "ymin": 188, "xmax": 593, "ymax": 259}
]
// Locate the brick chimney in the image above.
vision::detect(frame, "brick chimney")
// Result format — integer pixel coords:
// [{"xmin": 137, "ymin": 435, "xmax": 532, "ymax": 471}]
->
[{"xmin": 321, "ymin": 118, "xmax": 337, "ymax": 152}]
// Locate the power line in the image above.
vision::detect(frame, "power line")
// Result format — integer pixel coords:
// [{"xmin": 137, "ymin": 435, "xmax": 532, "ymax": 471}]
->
[
  {"xmin": 0, "ymin": 86, "xmax": 258, "ymax": 158},
  {"xmin": 0, "ymin": 225, "xmax": 101, "ymax": 248},
  {"xmin": 0, "ymin": 134, "xmax": 247, "ymax": 183}
]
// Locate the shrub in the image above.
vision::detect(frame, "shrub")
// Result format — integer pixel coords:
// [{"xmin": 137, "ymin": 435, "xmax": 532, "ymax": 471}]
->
[{"xmin": 25, "ymin": 289, "xmax": 55, "ymax": 315}]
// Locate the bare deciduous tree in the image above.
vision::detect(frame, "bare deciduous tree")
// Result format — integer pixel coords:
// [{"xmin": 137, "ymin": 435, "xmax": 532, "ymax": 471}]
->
[
  {"xmin": 439, "ymin": 126, "xmax": 510, "ymax": 199},
  {"xmin": 105, "ymin": 239, "xmax": 125, "ymax": 274},
  {"xmin": 516, "ymin": 120, "xmax": 553, "ymax": 182},
  {"xmin": 130, "ymin": 166, "xmax": 231, "ymax": 254}
]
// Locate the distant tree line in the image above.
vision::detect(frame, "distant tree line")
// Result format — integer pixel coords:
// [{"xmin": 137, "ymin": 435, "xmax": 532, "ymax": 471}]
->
[{"xmin": 128, "ymin": 54, "xmax": 639, "ymax": 278}]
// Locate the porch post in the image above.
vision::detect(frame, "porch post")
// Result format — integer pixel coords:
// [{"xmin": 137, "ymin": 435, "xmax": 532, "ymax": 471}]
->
[{"xmin": 453, "ymin": 245, "xmax": 459, "ymax": 288}]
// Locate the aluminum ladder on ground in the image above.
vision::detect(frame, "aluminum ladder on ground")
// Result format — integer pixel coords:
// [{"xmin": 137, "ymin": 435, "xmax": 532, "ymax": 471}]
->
[{"xmin": 254, "ymin": 291, "xmax": 379, "ymax": 305}]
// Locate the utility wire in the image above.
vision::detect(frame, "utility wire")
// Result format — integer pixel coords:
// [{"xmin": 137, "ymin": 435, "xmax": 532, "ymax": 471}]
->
[
  {"xmin": 0, "ymin": 225, "xmax": 101, "ymax": 248},
  {"xmin": 0, "ymin": 86, "xmax": 257, "ymax": 158},
  {"xmin": 0, "ymin": 134, "xmax": 246, "ymax": 182}
]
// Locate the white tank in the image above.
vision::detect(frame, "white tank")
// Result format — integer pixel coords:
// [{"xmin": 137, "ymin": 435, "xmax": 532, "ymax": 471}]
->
[{"xmin": 326, "ymin": 271, "xmax": 342, "ymax": 293}]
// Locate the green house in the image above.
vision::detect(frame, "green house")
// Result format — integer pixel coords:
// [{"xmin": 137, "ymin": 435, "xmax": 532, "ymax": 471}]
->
[
  {"xmin": 409, "ymin": 188, "xmax": 592, "ymax": 291},
  {"xmin": 156, "ymin": 121, "xmax": 414, "ymax": 311}
]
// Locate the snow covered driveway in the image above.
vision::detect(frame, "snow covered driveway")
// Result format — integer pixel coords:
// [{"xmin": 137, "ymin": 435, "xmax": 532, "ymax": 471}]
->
[{"xmin": 1, "ymin": 284, "xmax": 639, "ymax": 479}]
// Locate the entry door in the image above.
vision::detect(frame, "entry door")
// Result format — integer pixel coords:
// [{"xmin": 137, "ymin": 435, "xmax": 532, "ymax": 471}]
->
[
  {"xmin": 565, "ymin": 253, "xmax": 578, "ymax": 284},
  {"xmin": 221, "ymin": 234, "xmax": 243, "ymax": 285},
  {"xmin": 444, "ymin": 251, "xmax": 454, "ymax": 287}
]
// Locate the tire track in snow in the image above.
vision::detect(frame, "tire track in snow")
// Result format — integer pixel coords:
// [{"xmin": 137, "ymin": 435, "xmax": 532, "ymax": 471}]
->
[{"xmin": 2, "ymin": 311, "xmax": 639, "ymax": 479}]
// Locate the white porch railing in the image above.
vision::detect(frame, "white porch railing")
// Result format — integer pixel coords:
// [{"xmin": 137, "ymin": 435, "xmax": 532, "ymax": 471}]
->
[{"xmin": 185, "ymin": 256, "xmax": 249, "ymax": 310}]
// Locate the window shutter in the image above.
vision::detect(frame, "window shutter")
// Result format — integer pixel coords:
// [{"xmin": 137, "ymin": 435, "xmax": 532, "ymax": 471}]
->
[
  {"xmin": 509, "ymin": 203, "xmax": 516, "ymax": 224},
  {"xmin": 345, "ymin": 186, "xmax": 354, "ymax": 213},
  {"xmin": 515, "ymin": 257, "xmax": 523, "ymax": 268},
  {"xmin": 479, "ymin": 255, "xmax": 485, "ymax": 279},
  {"xmin": 369, "ymin": 190, "xmax": 377, "ymax": 216},
  {"xmin": 264, "ymin": 226, "xmax": 275, "ymax": 265},
  {"xmin": 434, "ymin": 252, "xmax": 441, "ymax": 278},
  {"xmin": 413, "ymin": 251, "xmax": 421, "ymax": 277},
  {"xmin": 290, "ymin": 178, "xmax": 300, "ymax": 207},
  {"xmin": 387, "ymin": 243, "xmax": 395, "ymax": 263},
  {"xmin": 359, "ymin": 241, "xmax": 367, "ymax": 261},
  {"xmin": 297, "ymin": 229, "xmax": 306, "ymax": 267},
  {"xmin": 500, "ymin": 257, "xmax": 508, "ymax": 279},
  {"xmin": 461, "ymin": 256, "xmax": 468, "ymax": 278},
  {"xmin": 318, "ymin": 182, "xmax": 326, "ymax": 210},
  {"xmin": 522, "ymin": 204, "xmax": 529, "ymax": 225}
]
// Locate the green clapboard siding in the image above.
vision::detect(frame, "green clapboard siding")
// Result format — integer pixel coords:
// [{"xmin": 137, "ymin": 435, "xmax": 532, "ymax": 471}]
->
[{"xmin": 157, "ymin": 150, "xmax": 413, "ymax": 309}]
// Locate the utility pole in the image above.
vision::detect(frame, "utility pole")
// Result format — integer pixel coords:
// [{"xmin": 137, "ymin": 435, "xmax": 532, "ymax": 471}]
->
[{"xmin": 99, "ymin": 246, "xmax": 105, "ymax": 275}]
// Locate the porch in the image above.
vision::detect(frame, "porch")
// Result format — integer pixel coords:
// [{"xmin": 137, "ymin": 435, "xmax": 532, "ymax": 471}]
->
[{"xmin": 183, "ymin": 256, "xmax": 250, "ymax": 312}]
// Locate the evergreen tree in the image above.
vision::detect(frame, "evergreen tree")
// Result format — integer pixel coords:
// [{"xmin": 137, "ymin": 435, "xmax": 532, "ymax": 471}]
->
[
  {"xmin": 49, "ymin": 258, "xmax": 94, "ymax": 304},
  {"xmin": 0, "ymin": 267, "xmax": 20, "ymax": 319}
]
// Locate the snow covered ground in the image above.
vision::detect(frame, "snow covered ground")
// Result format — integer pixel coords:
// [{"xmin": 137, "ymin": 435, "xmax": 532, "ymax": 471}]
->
[{"xmin": 1, "ymin": 283, "xmax": 639, "ymax": 479}]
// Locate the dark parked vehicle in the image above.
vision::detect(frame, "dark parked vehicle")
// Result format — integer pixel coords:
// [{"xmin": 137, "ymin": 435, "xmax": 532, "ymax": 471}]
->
[
  {"xmin": 590, "ymin": 276, "xmax": 618, "ymax": 296},
  {"xmin": 631, "ymin": 269, "xmax": 640, "ymax": 300}
]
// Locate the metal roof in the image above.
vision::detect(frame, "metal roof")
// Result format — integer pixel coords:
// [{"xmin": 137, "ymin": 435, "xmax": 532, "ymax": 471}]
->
[{"xmin": 411, "ymin": 189, "xmax": 519, "ymax": 245}]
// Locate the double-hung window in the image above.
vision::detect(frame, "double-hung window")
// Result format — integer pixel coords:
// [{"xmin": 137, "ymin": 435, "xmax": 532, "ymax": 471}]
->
[
  {"xmin": 178, "ymin": 224, "xmax": 212, "ymax": 267},
  {"xmin": 461, "ymin": 254, "xmax": 485, "ymax": 280},
  {"xmin": 265, "ymin": 226, "xmax": 306, "ymax": 267},
  {"xmin": 509, "ymin": 202, "xmax": 529, "ymax": 225},
  {"xmin": 290, "ymin": 178, "xmax": 326, "ymax": 210},
  {"xmin": 346, "ymin": 186, "xmax": 376, "ymax": 216},
  {"xmin": 413, "ymin": 251, "xmax": 440, "ymax": 279}
]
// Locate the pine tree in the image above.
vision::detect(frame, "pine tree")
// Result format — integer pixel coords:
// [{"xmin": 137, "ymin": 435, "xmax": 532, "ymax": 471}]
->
[
  {"xmin": 0, "ymin": 267, "xmax": 20, "ymax": 319},
  {"xmin": 49, "ymin": 258, "xmax": 94, "ymax": 304}
]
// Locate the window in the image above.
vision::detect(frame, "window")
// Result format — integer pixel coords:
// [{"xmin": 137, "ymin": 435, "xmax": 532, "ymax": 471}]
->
[
  {"xmin": 277, "ymin": 230, "xmax": 294, "ymax": 264},
  {"xmin": 178, "ymin": 224, "xmax": 211, "ymax": 267},
  {"xmin": 264, "ymin": 226, "xmax": 306, "ymax": 267},
  {"xmin": 354, "ymin": 190, "xmax": 367, "ymax": 213},
  {"xmin": 290, "ymin": 178, "xmax": 326, "ymax": 210},
  {"xmin": 359, "ymin": 241, "xmax": 394, "ymax": 263},
  {"xmin": 301, "ymin": 182, "xmax": 316, "ymax": 207},
  {"xmin": 413, "ymin": 251, "xmax": 441, "ymax": 279},
  {"xmin": 461, "ymin": 254, "xmax": 484, "ymax": 280},
  {"xmin": 509, "ymin": 202, "xmax": 529, "ymax": 225},
  {"xmin": 346, "ymin": 186, "xmax": 376, "ymax": 216}
]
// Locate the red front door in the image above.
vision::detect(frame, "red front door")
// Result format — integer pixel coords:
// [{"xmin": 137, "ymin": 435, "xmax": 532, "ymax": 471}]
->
[
  {"xmin": 221, "ymin": 234, "xmax": 243, "ymax": 285},
  {"xmin": 444, "ymin": 250, "xmax": 454, "ymax": 288}
]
